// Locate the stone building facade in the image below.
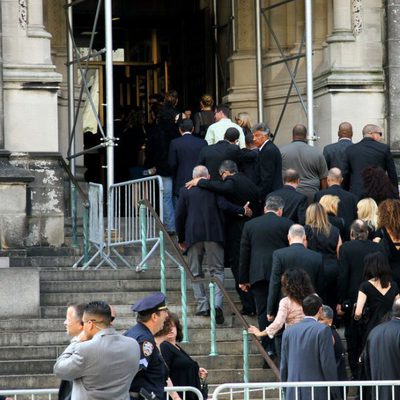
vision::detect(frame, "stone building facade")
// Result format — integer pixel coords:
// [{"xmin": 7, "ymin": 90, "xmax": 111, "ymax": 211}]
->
[{"xmin": 0, "ymin": 0, "xmax": 397, "ymax": 247}]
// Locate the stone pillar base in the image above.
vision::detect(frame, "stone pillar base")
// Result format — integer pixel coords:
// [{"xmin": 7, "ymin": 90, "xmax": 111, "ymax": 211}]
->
[{"xmin": 9, "ymin": 152, "xmax": 66, "ymax": 247}]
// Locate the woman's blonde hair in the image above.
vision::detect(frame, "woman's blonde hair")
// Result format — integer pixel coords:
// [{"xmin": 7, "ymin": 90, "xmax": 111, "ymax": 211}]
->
[
  {"xmin": 357, "ymin": 198, "xmax": 378, "ymax": 229},
  {"xmin": 319, "ymin": 195, "xmax": 340, "ymax": 216},
  {"xmin": 236, "ymin": 112, "xmax": 252, "ymax": 130},
  {"xmin": 305, "ymin": 203, "xmax": 331, "ymax": 237},
  {"xmin": 200, "ymin": 94, "xmax": 214, "ymax": 108}
]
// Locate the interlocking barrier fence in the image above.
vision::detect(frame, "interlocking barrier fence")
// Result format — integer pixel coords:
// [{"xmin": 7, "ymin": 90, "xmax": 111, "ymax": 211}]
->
[
  {"xmin": 212, "ymin": 381, "xmax": 400, "ymax": 400},
  {"xmin": 76, "ymin": 176, "xmax": 164, "ymax": 270},
  {"xmin": 0, "ymin": 386, "xmax": 202, "ymax": 400}
]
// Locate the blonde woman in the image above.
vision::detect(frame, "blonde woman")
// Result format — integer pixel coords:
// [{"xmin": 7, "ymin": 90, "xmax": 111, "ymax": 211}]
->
[
  {"xmin": 305, "ymin": 203, "xmax": 342, "ymax": 310},
  {"xmin": 194, "ymin": 94, "xmax": 214, "ymax": 138},
  {"xmin": 235, "ymin": 112, "xmax": 252, "ymax": 135},
  {"xmin": 357, "ymin": 197, "xmax": 378, "ymax": 240},
  {"xmin": 319, "ymin": 195, "xmax": 346, "ymax": 240}
]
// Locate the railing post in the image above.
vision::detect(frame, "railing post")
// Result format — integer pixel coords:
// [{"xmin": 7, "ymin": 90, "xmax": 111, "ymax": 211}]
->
[
  {"xmin": 209, "ymin": 282, "xmax": 218, "ymax": 356},
  {"xmin": 179, "ymin": 265, "xmax": 189, "ymax": 343},
  {"xmin": 71, "ymin": 183, "xmax": 78, "ymax": 248},
  {"xmin": 139, "ymin": 203, "xmax": 148, "ymax": 270},
  {"xmin": 243, "ymin": 330, "xmax": 250, "ymax": 400},
  {"xmin": 83, "ymin": 206, "xmax": 90, "ymax": 263},
  {"xmin": 160, "ymin": 230, "xmax": 166, "ymax": 295}
]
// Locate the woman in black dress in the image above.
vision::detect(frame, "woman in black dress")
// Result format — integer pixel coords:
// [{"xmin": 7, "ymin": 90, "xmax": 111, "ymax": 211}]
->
[
  {"xmin": 354, "ymin": 252, "xmax": 399, "ymax": 348},
  {"xmin": 305, "ymin": 203, "xmax": 342, "ymax": 310},
  {"xmin": 193, "ymin": 94, "xmax": 214, "ymax": 138},
  {"xmin": 318, "ymin": 194, "xmax": 347, "ymax": 241},
  {"xmin": 160, "ymin": 313, "xmax": 208, "ymax": 400},
  {"xmin": 375, "ymin": 199, "xmax": 400, "ymax": 286}
]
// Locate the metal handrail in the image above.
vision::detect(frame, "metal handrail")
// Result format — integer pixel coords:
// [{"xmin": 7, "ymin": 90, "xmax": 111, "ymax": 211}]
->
[
  {"xmin": 140, "ymin": 199, "xmax": 280, "ymax": 378},
  {"xmin": 58, "ymin": 156, "xmax": 89, "ymax": 207}
]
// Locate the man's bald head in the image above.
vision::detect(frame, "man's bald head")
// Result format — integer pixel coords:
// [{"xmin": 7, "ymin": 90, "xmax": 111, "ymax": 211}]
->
[
  {"xmin": 292, "ymin": 124, "xmax": 307, "ymax": 140},
  {"xmin": 327, "ymin": 168, "xmax": 343, "ymax": 186},
  {"xmin": 338, "ymin": 122, "xmax": 353, "ymax": 139}
]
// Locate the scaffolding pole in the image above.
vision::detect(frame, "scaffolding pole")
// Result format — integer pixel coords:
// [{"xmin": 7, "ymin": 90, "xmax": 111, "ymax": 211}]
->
[
  {"xmin": 255, "ymin": 0, "xmax": 264, "ymax": 122},
  {"xmin": 104, "ymin": 0, "xmax": 115, "ymax": 188},
  {"xmin": 305, "ymin": 0, "xmax": 314, "ymax": 145}
]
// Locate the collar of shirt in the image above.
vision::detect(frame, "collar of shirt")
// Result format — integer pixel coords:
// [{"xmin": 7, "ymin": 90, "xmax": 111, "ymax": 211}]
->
[
  {"xmin": 339, "ymin": 138, "xmax": 352, "ymax": 142},
  {"xmin": 182, "ymin": 132, "xmax": 192, "ymax": 135},
  {"xmin": 259, "ymin": 139, "xmax": 270, "ymax": 151},
  {"xmin": 304, "ymin": 316, "xmax": 318, "ymax": 321}
]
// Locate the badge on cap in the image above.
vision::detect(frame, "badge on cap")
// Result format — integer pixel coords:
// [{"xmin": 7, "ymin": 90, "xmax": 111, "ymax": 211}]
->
[{"xmin": 142, "ymin": 341, "xmax": 154, "ymax": 357}]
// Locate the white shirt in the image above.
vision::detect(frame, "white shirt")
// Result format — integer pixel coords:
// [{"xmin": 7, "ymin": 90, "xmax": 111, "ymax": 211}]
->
[{"xmin": 205, "ymin": 118, "xmax": 246, "ymax": 148}]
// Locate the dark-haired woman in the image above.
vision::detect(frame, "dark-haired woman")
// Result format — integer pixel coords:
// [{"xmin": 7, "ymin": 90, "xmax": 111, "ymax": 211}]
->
[
  {"xmin": 160, "ymin": 313, "xmax": 208, "ymax": 400},
  {"xmin": 354, "ymin": 252, "xmax": 399, "ymax": 348},
  {"xmin": 248, "ymin": 268, "xmax": 315, "ymax": 357}
]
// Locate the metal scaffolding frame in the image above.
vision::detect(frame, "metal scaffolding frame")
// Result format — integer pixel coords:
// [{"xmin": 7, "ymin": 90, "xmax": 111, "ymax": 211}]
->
[{"xmin": 255, "ymin": 0, "xmax": 315, "ymax": 145}]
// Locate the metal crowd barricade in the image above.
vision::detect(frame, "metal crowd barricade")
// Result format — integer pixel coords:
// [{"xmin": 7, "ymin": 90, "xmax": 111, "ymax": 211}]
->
[
  {"xmin": 74, "ymin": 182, "xmax": 117, "ymax": 269},
  {"xmin": 0, "ymin": 389, "xmax": 58, "ymax": 399},
  {"xmin": 107, "ymin": 176, "xmax": 164, "ymax": 270},
  {"xmin": 165, "ymin": 386, "xmax": 203, "ymax": 400},
  {"xmin": 212, "ymin": 381, "xmax": 400, "ymax": 400}
]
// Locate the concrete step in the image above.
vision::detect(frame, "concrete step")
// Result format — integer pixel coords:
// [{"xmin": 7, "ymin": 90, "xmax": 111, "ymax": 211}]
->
[
  {"xmin": 0, "ymin": 313, "xmax": 250, "ymax": 332},
  {"xmin": 0, "ymin": 374, "xmax": 59, "ymax": 390},
  {"xmin": 0, "ymin": 340, "xmax": 261, "ymax": 361},
  {"xmin": 40, "ymin": 278, "xmax": 236, "ymax": 293},
  {"xmin": 0, "ymin": 327, "xmax": 253, "ymax": 347},
  {"xmin": 40, "ymin": 290, "xmax": 239, "ymax": 306},
  {"xmin": 0, "ymin": 354, "xmax": 265, "ymax": 375}
]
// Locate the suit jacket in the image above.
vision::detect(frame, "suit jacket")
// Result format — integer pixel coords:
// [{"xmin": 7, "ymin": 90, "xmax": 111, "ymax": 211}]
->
[
  {"xmin": 280, "ymin": 318, "xmax": 338, "ymax": 400},
  {"xmin": 343, "ymin": 137, "xmax": 399, "ymax": 198},
  {"xmin": 175, "ymin": 186, "xmax": 243, "ymax": 248},
  {"xmin": 256, "ymin": 140, "xmax": 283, "ymax": 200},
  {"xmin": 58, "ymin": 379, "xmax": 73, "ymax": 400},
  {"xmin": 267, "ymin": 185, "xmax": 308, "ymax": 224},
  {"xmin": 197, "ymin": 172, "xmax": 262, "ymax": 217},
  {"xmin": 267, "ymin": 243, "xmax": 324, "ymax": 314},
  {"xmin": 338, "ymin": 239, "xmax": 382, "ymax": 304},
  {"xmin": 168, "ymin": 134, "xmax": 207, "ymax": 196},
  {"xmin": 239, "ymin": 212, "xmax": 292, "ymax": 285},
  {"xmin": 197, "ymin": 140, "xmax": 241, "ymax": 180},
  {"xmin": 314, "ymin": 184, "xmax": 357, "ymax": 239},
  {"xmin": 365, "ymin": 319, "xmax": 400, "ymax": 399},
  {"xmin": 323, "ymin": 139, "xmax": 353, "ymax": 171},
  {"xmin": 240, "ymin": 148, "xmax": 258, "ymax": 184},
  {"xmin": 54, "ymin": 328, "xmax": 140, "ymax": 400}
]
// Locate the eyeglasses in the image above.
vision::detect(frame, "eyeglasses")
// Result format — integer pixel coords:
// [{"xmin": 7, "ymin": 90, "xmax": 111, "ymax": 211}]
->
[
  {"xmin": 373, "ymin": 131, "xmax": 383, "ymax": 136},
  {"xmin": 82, "ymin": 319, "xmax": 104, "ymax": 325}
]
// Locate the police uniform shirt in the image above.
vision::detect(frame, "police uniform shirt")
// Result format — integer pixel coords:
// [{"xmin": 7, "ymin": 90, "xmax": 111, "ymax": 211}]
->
[{"xmin": 125, "ymin": 322, "xmax": 168, "ymax": 400}]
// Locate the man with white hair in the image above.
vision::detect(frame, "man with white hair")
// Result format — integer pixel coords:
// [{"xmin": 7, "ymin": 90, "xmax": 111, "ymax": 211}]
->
[{"xmin": 176, "ymin": 165, "xmax": 251, "ymax": 324}]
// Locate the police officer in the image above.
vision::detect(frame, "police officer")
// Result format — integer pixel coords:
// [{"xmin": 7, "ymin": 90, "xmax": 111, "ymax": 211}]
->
[{"xmin": 125, "ymin": 292, "xmax": 169, "ymax": 400}]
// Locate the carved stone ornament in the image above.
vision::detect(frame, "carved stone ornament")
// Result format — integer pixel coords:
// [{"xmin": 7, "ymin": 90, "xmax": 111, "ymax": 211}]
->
[
  {"xmin": 352, "ymin": 0, "xmax": 363, "ymax": 35},
  {"xmin": 19, "ymin": 0, "xmax": 27, "ymax": 30}
]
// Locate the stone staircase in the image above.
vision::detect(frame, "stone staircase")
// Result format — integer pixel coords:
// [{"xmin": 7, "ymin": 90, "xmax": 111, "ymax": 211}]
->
[{"xmin": 0, "ymin": 245, "xmax": 278, "ymax": 397}]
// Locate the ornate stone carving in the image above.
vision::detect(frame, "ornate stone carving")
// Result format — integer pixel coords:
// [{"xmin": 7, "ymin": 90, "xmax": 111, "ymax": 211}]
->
[
  {"xmin": 352, "ymin": 0, "xmax": 363, "ymax": 35},
  {"xmin": 19, "ymin": 0, "xmax": 28, "ymax": 30}
]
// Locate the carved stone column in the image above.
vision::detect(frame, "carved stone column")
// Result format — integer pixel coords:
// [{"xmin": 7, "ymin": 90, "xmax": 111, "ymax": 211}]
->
[{"xmin": 326, "ymin": 0, "xmax": 354, "ymax": 42}]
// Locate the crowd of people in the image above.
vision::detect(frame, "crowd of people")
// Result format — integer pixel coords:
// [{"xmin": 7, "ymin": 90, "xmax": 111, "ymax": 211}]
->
[
  {"xmin": 52, "ymin": 91, "xmax": 400, "ymax": 399},
  {"xmin": 142, "ymin": 90, "xmax": 400, "ymax": 394}
]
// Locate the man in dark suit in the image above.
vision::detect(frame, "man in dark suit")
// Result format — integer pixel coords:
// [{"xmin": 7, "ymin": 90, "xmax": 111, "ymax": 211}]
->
[
  {"xmin": 343, "ymin": 124, "xmax": 399, "ymax": 198},
  {"xmin": 280, "ymin": 294, "xmax": 338, "ymax": 400},
  {"xmin": 253, "ymin": 122, "xmax": 283, "ymax": 201},
  {"xmin": 314, "ymin": 167, "xmax": 358, "ymax": 240},
  {"xmin": 185, "ymin": 160, "xmax": 260, "ymax": 315},
  {"xmin": 239, "ymin": 196, "xmax": 292, "ymax": 357},
  {"xmin": 197, "ymin": 127, "xmax": 241, "ymax": 180},
  {"xmin": 336, "ymin": 219, "xmax": 382, "ymax": 378},
  {"xmin": 323, "ymin": 121, "xmax": 353, "ymax": 171},
  {"xmin": 364, "ymin": 300, "xmax": 400, "ymax": 399},
  {"xmin": 240, "ymin": 132, "xmax": 258, "ymax": 184},
  {"xmin": 176, "ymin": 165, "xmax": 250, "ymax": 324},
  {"xmin": 267, "ymin": 169, "xmax": 308, "ymax": 224},
  {"xmin": 168, "ymin": 119, "xmax": 207, "ymax": 200},
  {"xmin": 267, "ymin": 224, "xmax": 324, "ymax": 317}
]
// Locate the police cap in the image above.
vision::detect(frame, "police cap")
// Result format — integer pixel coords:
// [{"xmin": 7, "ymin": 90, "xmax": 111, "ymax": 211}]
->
[{"xmin": 131, "ymin": 292, "xmax": 168, "ymax": 315}]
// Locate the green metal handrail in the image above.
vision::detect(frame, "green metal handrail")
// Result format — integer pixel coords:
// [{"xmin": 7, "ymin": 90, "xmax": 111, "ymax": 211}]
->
[
  {"xmin": 58, "ymin": 156, "xmax": 89, "ymax": 263},
  {"xmin": 139, "ymin": 199, "xmax": 280, "ymax": 379}
]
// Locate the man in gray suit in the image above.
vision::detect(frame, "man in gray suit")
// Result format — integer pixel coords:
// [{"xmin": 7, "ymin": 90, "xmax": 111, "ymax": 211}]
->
[
  {"xmin": 54, "ymin": 301, "xmax": 140, "ymax": 400},
  {"xmin": 280, "ymin": 294, "xmax": 338, "ymax": 400}
]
